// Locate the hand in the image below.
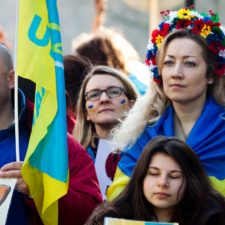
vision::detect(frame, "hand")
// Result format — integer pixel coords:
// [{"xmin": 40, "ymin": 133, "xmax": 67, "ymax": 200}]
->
[
  {"xmin": 95, "ymin": 0, "xmax": 107, "ymax": 14},
  {"xmin": 92, "ymin": 0, "xmax": 107, "ymax": 31},
  {"xmin": 0, "ymin": 161, "xmax": 29, "ymax": 194}
]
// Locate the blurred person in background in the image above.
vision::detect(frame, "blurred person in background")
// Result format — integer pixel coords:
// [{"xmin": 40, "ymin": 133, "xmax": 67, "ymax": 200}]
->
[
  {"xmin": 92, "ymin": 0, "xmax": 107, "ymax": 32},
  {"xmin": 64, "ymin": 54, "xmax": 92, "ymax": 133},
  {"xmin": 72, "ymin": 27, "xmax": 150, "ymax": 95}
]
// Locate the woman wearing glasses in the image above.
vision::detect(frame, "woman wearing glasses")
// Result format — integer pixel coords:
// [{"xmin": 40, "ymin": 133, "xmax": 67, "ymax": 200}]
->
[{"xmin": 74, "ymin": 65, "xmax": 138, "ymax": 163}]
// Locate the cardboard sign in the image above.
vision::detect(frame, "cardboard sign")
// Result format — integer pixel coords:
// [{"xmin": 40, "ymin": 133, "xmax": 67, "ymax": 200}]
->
[
  {"xmin": 104, "ymin": 218, "xmax": 179, "ymax": 225},
  {"xmin": 0, "ymin": 178, "xmax": 16, "ymax": 225}
]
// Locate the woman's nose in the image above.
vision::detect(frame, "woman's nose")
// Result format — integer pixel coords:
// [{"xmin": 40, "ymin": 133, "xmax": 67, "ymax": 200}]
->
[
  {"xmin": 157, "ymin": 176, "xmax": 169, "ymax": 188},
  {"xmin": 99, "ymin": 91, "xmax": 110, "ymax": 102},
  {"xmin": 172, "ymin": 63, "xmax": 184, "ymax": 78}
]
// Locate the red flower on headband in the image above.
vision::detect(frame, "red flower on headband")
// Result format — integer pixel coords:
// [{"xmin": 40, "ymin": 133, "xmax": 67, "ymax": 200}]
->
[
  {"xmin": 214, "ymin": 62, "xmax": 225, "ymax": 77},
  {"xmin": 151, "ymin": 55, "xmax": 157, "ymax": 65},
  {"xmin": 145, "ymin": 59, "xmax": 150, "ymax": 66},
  {"xmin": 176, "ymin": 19, "xmax": 191, "ymax": 29},
  {"xmin": 191, "ymin": 19, "xmax": 204, "ymax": 34},
  {"xmin": 152, "ymin": 23, "xmax": 170, "ymax": 43},
  {"xmin": 208, "ymin": 41, "xmax": 225, "ymax": 54},
  {"xmin": 160, "ymin": 23, "xmax": 170, "ymax": 36},
  {"xmin": 145, "ymin": 55, "xmax": 156, "ymax": 67},
  {"xmin": 151, "ymin": 29, "xmax": 161, "ymax": 44}
]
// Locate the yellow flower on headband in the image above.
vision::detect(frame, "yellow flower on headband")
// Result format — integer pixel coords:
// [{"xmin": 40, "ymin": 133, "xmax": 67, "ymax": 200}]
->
[
  {"xmin": 200, "ymin": 24, "xmax": 211, "ymax": 38},
  {"xmin": 177, "ymin": 8, "xmax": 191, "ymax": 20},
  {"xmin": 155, "ymin": 35, "xmax": 163, "ymax": 48}
]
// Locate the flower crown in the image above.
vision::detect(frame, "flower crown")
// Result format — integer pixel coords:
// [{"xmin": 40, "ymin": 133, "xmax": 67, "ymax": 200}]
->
[{"xmin": 145, "ymin": 7, "xmax": 225, "ymax": 83}]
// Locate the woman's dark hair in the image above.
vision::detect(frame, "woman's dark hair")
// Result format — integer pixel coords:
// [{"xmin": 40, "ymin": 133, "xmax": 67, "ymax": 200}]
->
[
  {"xmin": 87, "ymin": 136, "xmax": 225, "ymax": 225},
  {"xmin": 75, "ymin": 37, "xmax": 126, "ymax": 72},
  {"xmin": 63, "ymin": 54, "xmax": 92, "ymax": 113}
]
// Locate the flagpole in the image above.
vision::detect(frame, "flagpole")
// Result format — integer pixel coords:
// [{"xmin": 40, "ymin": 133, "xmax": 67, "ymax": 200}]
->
[{"xmin": 14, "ymin": 0, "xmax": 20, "ymax": 162}]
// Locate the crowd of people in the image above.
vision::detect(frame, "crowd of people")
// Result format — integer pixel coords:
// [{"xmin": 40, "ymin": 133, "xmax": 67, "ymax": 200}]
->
[{"xmin": 0, "ymin": 4, "xmax": 225, "ymax": 225}]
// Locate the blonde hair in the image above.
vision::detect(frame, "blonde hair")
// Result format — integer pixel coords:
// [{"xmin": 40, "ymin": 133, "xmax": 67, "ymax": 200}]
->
[
  {"xmin": 74, "ymin": 65, "xmax": 138, "ymax": 149},
  {"xmin": 112, "ymin": 29, "xmax": 225, "ymax": 150}
]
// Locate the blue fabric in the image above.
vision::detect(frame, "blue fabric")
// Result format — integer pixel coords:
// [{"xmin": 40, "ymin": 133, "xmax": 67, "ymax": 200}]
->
[
  {"xmin": 128, "ymin": 74, "xmax": 147, "ymax": 95},
  {"xmin": 0, "ymin": 90, "xmax": 30, "ymax": 225},
  {"xmin": 119, "ymin": 96, "xmax": 225, "ymax": 182},
  {"xmin": 87, "ymin": 146, "xmax": 96, "ymax": 162}
]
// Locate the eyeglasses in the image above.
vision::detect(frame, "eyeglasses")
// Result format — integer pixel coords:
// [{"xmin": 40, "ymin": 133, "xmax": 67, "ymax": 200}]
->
[{"xmin": 85, "ymin": 86, "xmax": 126, "ymax": 101}]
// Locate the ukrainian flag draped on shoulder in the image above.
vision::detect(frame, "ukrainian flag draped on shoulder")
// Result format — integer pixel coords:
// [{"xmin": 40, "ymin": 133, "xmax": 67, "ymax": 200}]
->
[
  {"xmin": 107, "ymin": 96, "xmax": 225, "ymax": 200},
  {"xmin": 16, "ymin": 1, "xmax": 68, "ymax": 225}
]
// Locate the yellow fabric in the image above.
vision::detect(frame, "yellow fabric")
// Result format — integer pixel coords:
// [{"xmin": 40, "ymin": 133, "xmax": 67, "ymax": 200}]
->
[
  {"xmin": 106, "ymin": 167, "xmax": 130, "ymax": 201},
  {"xmin": 22, "ymin": 165, "xmax": 68, "ymax": 225},
  {"xmin": 17, "ymin": 2, "xmax": 56, "ymax": 93},
  {"xmin": 209, "ymin": 176, "xmax": 225, "ymax": 196},
  {"xmin": 17, "ymin": 1, "xmax": 68, "ymax": 225}
]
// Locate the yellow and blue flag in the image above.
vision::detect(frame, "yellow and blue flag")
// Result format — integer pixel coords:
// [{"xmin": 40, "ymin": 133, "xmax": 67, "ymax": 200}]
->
[{"xmin": 16, "ymin": 0, "xmax": 68, "ymax": 225}]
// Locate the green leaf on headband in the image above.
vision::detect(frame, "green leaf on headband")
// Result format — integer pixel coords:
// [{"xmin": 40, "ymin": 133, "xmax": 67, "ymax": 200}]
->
[
  {"xmin": 212, "ymin": 26, "xmax": 222, "ymax": 35},
  {"xmin": 222, "ymin": 38, "xmax": 225, "ymax": 47},
  {"xmin": 211, "ymin": 13, "xmax": 220, "ymax": 23},
  {"xmin": 200, "ymin": 12, "xmax": 208, "ymax": 17}
]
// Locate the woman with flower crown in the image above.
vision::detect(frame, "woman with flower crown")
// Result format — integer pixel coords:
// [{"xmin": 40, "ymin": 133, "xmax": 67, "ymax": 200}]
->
[{"xmin": 106, "ymin": 7, "xmax": 225, "ymax": 200}]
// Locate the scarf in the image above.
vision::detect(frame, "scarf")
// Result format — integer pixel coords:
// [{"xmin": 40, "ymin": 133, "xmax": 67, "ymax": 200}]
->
[{"xmin": 119, "ymin": 96, "xmax": 225, "ymax": 187}]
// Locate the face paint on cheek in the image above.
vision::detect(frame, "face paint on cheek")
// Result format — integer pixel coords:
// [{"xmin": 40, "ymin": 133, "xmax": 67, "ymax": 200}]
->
[
  {"xmin": 87, "ymin": 104, "xmax": 96, "ymax": 112},
  {"xmin": 120, "ymin": 99, "xmax": 127, "ymax": 110}
]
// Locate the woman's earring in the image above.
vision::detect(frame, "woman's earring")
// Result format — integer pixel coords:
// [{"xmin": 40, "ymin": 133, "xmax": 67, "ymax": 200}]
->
[{"xmin": 208, "ymin": 79, "xmax": 213, "ymax": 84}]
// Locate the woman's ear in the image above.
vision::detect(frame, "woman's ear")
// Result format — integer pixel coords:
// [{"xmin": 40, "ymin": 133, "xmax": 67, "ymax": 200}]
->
[
  {"xmin": 129, "ymin": 99, "xmax": 136, "ymax": 108},
  {"xmin": 8, "ymin": 69, "xmax": 15, "ymax": 89}
]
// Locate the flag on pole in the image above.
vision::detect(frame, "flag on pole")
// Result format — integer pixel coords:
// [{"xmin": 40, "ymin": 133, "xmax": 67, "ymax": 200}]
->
[{"xmin": 16, "ymin": 0, "xmax": 68, "ymax": 225}]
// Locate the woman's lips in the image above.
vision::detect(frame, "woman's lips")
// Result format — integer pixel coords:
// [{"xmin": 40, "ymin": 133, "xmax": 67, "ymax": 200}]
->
[
  {"xmin": 98, "ymin": 108, "xmax": 113, "ymax": 113},
  {"xmin": 154, "ymin": 192, "xmax": 171, "ymax": 199}
]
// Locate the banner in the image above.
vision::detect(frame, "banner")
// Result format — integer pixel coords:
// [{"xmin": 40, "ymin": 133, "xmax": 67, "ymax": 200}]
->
[
  {"xmin": 0, "ymin": 178, "xmax": 16, "ymax": 225},
  {"xmin": 104, "ymin": 218, "xmax": 179, "ymax": 225},
  {"xmin": 16, "ymin": 1, "xmax": 68, "ymax": 224}
]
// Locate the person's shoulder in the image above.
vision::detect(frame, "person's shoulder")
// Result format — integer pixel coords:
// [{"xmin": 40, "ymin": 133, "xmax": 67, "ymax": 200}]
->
[
  {"xmin": 135, "ymin": 124, "xmax": 155, "ymax": 146},
  {"xmin": 67, "ymin": 133, "xmax": 86, "ymax": 155},
  {"xmin": 202, "ymin": 193, "xmax": 225, "ymax": 224},
  {"xmin": 120, "ymin": 124, "xmax": 151, "ymax": 157},
  {"xmin": 207, "ymin": 96, "xmax": 225, "ymax": 112},
  {"xmin": 67, "ymin": 132, "xmax": 82, "ymax": 149}
]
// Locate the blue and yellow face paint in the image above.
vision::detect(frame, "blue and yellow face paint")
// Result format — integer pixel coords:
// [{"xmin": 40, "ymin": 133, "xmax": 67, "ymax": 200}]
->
[
  {"xmin": 120, "ymin": 99, "xmax": 127, "ymax": 110},
  {"xmin": 87, "ymin": 103, "xmax": 95, "ymax": 112},
  {"xmin": 120, "ymin": 99, "xmax": 126, "ymax": 104}
]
